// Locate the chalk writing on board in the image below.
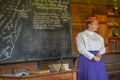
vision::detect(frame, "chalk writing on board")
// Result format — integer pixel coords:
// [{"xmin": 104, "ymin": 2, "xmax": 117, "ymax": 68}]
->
[{"xmin": 32, "ymin": 0, "xmax": 70, "ymax": 29}]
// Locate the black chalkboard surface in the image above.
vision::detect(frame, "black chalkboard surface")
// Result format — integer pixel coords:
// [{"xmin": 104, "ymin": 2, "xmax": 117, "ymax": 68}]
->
[{"xmin": 0, "ymin": 0, "xmax": 72, "ymax": 63}]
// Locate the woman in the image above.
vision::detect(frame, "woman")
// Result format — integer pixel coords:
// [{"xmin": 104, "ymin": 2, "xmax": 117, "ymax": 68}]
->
[{"xmin": 76, "ymin": 17, "xmax": 108, "ymax": 80}]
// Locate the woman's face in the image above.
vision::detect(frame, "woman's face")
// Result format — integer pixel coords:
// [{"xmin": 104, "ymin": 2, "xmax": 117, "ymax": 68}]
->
[{"xmin": 88, "ymin": 21, "xmax": 99, "ymax": 32}]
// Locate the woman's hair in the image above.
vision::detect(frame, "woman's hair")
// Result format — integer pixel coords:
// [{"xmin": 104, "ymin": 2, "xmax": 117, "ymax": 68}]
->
[{"xmin": 86, "ymin": 21, "xmax": 93, "ymax": 29}]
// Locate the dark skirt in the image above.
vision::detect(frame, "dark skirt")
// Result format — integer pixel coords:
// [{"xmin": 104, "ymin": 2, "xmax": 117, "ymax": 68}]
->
[{"xmin": 77, "ymin": 51, "xmax": 108, "ymax": 80}]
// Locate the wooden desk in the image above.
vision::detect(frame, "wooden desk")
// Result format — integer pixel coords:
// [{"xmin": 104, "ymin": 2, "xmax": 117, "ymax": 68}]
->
[{"xmin": 0, "ymin": 70, "xmax": 77, "ymax": 80}]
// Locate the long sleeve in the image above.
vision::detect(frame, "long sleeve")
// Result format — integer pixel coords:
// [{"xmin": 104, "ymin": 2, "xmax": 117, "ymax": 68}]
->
[
  {"xmin": 99, "ymin": 37, "xmax": 106, "ymax": 55},
  {"xmin": 76, "ymin": 34, "xmax": 94, "ymax": 60}
]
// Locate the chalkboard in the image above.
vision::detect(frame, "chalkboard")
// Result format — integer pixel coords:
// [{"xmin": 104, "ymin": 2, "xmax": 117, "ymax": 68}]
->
[{"xmin": 0, "ymin": 0, "xmax": 72, "ymax": 63}]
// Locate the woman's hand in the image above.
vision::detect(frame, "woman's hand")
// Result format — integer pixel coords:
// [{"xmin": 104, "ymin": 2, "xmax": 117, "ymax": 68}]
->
[
  {"xmin": 92, "ymin": 51, "xmax": 102, "ymax": 61},
  {"xmin": 96, "ymin": 51, "xmax": 101, "ymax": 57},
  {"xmin": 92, "ymin": 56, "xmax": 101, "ymax": 62}
]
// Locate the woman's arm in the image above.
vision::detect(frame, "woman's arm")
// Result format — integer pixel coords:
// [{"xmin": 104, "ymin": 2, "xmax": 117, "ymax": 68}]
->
[
  {"xmin": 99, "ymin": 37, "xmax": 106, "ymax": 55},
  {"xmin": 76, "ymin": 34, "xmax": 94, "ymax": 60}
]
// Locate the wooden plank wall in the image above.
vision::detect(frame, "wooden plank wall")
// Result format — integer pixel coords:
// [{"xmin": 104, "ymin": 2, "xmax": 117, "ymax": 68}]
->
[
  {"xmin": 0, "ymin": 1, "xmax": 120, "ymax": 80},
  {"xmin": 103, "ymin": 53, "xmax": 120, "ymax": 80}
]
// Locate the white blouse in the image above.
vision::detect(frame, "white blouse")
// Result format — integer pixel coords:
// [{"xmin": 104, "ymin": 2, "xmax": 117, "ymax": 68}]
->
[{"xmin": 76, "ymin": 30, "xmax": 106, "ymax": 60}]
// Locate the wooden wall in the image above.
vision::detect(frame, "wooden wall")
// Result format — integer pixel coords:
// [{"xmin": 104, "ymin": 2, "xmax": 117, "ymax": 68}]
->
[
  {"xmin": 0, "ymin": 1, "xmax": 120, "ymax": 80},
  {"xmin": 103, "ymin": 53, "xmax": 120, "ymax": 80}
]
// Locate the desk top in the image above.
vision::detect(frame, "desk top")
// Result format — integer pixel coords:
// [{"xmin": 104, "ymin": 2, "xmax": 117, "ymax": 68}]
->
[{"xmin": 0, "ymin": 70, "xmax": 78, "ymax": 79}]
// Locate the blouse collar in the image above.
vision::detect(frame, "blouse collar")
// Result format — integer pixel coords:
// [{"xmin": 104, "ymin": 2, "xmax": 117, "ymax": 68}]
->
[{"xmin": 85, "ymin": 29, "xmax": 95, "ymax": 35}]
